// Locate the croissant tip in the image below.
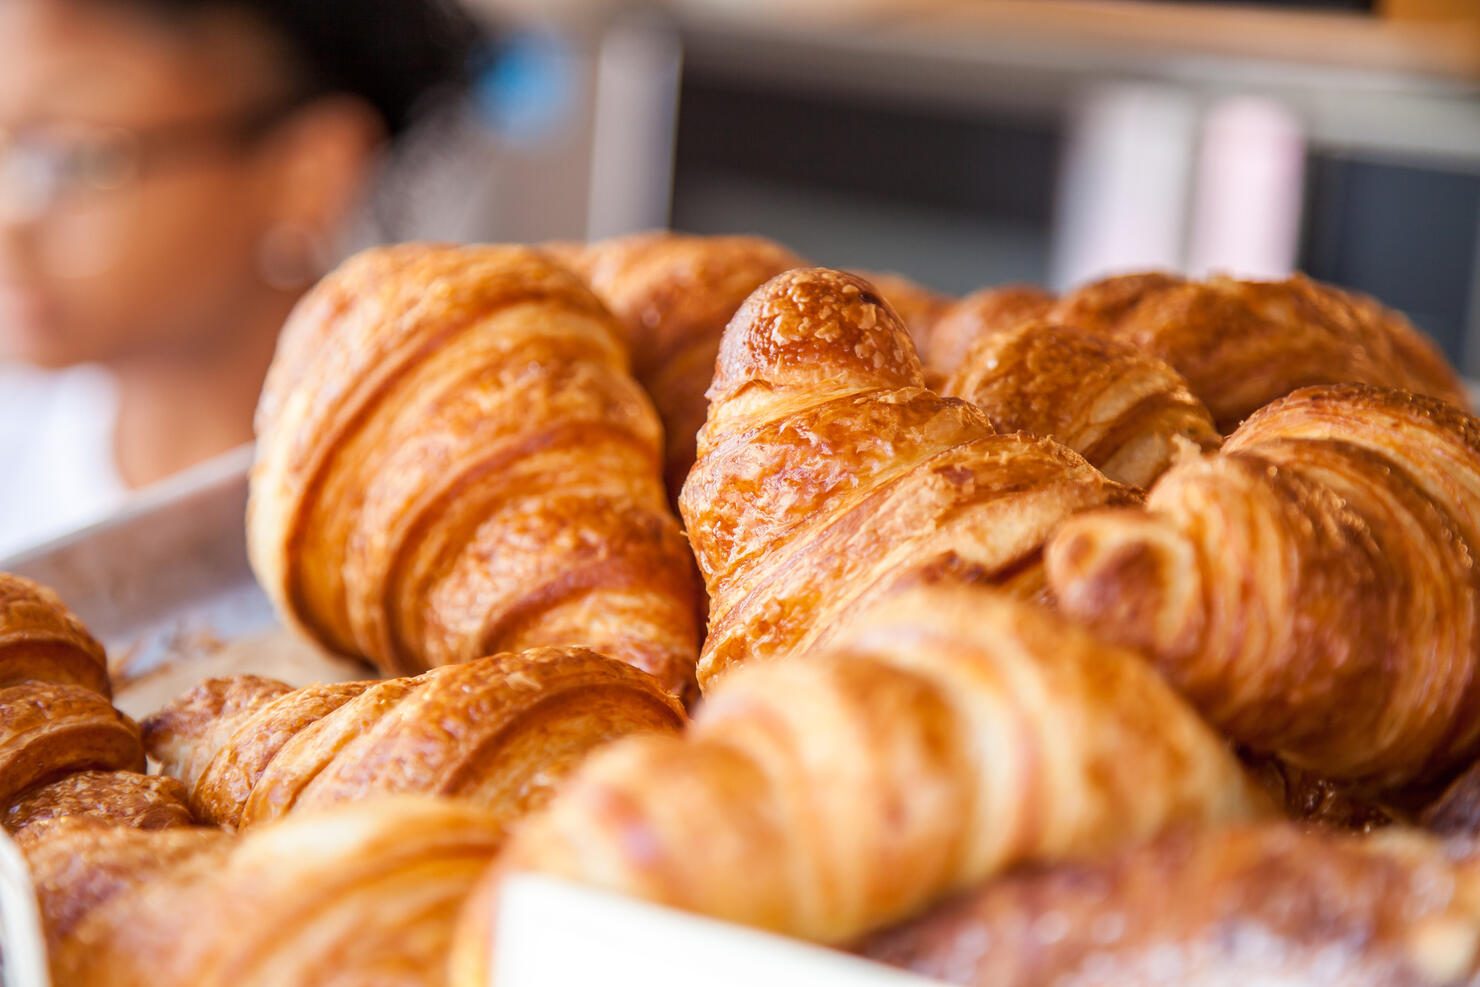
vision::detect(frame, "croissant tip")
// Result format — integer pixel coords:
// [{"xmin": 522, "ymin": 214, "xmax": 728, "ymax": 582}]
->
[
  {"xmin": 707, "ymin": 267, "xmax": 924, "ymax": 406},
  {"xmin": 1046, "ymin": 510, "xmax": 1203, "ymax": 656}
]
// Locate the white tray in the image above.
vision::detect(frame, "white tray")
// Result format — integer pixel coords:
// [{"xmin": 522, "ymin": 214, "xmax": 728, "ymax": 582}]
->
[{"xmin": 496, "ymin": 875, "xmax": 946, "ymax": 987}]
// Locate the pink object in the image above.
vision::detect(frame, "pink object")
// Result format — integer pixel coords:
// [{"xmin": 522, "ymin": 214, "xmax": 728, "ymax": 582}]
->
[{"xmin": 1188, "ymin": 97, "xmax": 1307, "ymax": 280}]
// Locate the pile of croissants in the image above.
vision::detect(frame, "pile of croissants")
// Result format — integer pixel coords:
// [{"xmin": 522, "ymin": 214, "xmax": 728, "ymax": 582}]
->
[{"xmin": 14, "ymin": 232, "xmax": 1480, "ymax": 986}]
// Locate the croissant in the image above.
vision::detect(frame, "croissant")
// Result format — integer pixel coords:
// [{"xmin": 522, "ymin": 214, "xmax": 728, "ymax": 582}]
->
[
  {"xmin": 1047, "ymin": 384, "xmax": 1480, "ymax": 792},
  {"xmin": 248, "ymin": 244, "xmax": 702, "ymax": 694},
  {"xmin": 24, "ymin": 819, "xmax": 230, "ymax": 961},
  {"xmin": 922, "ymin": 283, "xmax": 1053, "ymax": 384},
  {"xmin": 860, "ymin": 823, "xmax": 1480, "ymax": 987},
  {"xmin": 7, "ymin": 771, "xmax": 193, "ymax": 842},
  {"xmin": 0, "ymin": 575, "xmax": 197, "ymax": 842},
  {"xmin": 451, "ymin": 582, "xmax": 1265, "ymax": 981},
  {"xmin": 0, "ymin": 680, "xmax": 201, "ymax": 843},
  {"xmin": 1052, "ymin": 271, "xmax": 1469, "ymax": 431},
  {"xmin": 38, "ymin": 797, "xmax": 506, "ymax": 987},
  {"xmin": 552, "ymin": 232, "xmax": 805, "ymax": 501},
  {"xmin": 0, "ymin": 572, "xmax": 109, "ymax": 695},
  {"xmin": 943, "ymin": 321, "xmax": 1220, "ymax": 489},
  {"xmin": 678, "ymin": 267, "xmax": 1138, "ymax": 688},
  {"xmin": 143, "ymin": 645, "xmax": 684, "ymax": 830}
]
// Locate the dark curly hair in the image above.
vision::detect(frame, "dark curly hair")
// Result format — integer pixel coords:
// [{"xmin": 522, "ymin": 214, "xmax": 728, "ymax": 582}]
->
[{"xmin": 90, "ymin": 0, "xmax": 487, "ymax": 140}]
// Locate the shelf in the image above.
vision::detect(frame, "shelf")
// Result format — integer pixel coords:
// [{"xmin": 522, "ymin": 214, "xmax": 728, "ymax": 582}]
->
[{"xmin": 672, "ymin": 0, "xmax": 1480, "ymax": 164}]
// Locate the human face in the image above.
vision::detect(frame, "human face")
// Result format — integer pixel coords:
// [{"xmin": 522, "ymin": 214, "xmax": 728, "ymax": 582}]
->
[{"xmin": 0, "ymin": 0, "xmax": 298, "ymax": 368}]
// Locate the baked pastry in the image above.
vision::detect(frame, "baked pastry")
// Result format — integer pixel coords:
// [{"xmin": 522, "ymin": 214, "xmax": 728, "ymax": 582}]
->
[
  {"xmin": 860, "ymin": 823, "xmax": 1480, "ymax": 987},
  {"xmin": 41, "ymin": 797, "xmax": 506, "ymax": 987},
  {"xmin": 1047, "ymin": 384, "xmax": 1480, "ymax": 791},
  {"xmin": 1051, "ymin": 272, "xmax": 1469, "ymax": 431},
  {"xmin": 0, "ymin": 578, "xmax": 196, "ymax": 841},
  {"xmin": 921, "ymin": 273, "xmax": 1468, "ymax": 431},
  {"xmin": 943, "ymin": 321, "xmax": 1220, "ymax": 488},
  {"xmin": 679, "ymin": 267, "xmax": 1138, "ymax": 688},
  {"xmin": 454, "ymin": 583, "xmax": 1265, "ymax": 979},
  {"xmin": 25, "ymin": 818, "xmax": 228, "ymax": 959},
  {"xmin": 0, "ymin": 678, "xmax": 197, "ymax": 846},
  {"xmin": 922, "ymin": 283, "xmax": 1053, "ymax": 384},
  {"xmin": 143, "ymin": 646, "xmax": 684, "ymax": 829},
  {"xmin": 25, "ymin": 818, "xmax": 228, "ymax": 969},
  {"xmin": 248, "ymin": 244, "xmax": 702, "ymax": 695},
  {"xmin": 552, "ymin": 232, "xmax": 805, "ymax": 501},
  {"xmin": 0, "ymin": 680, "xmax": 143, "ymax": 808},
  {"xmin": 0, "ymin": 572, "xmax": 109, "ymax": 696},
  {"xmin": 6, "ymin": 771, "xmax": 193, "ymax": 841}
]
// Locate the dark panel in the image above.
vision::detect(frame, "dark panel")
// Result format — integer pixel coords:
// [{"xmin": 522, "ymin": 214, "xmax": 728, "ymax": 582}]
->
[
  {"xmin": 1300, "ymin": 155, "xmax": 1479, "ymax": 364},
  {"xmin": 674, "ymin": 71, "xmax": 1061, "ymax": 226},
  {"xmin": 1154, "ymin": 0, "xmax": 1373, "ymax": 8}
]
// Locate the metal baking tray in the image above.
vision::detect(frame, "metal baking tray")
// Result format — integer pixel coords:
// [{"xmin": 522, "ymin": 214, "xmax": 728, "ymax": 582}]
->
[
  {"xmin": 1, "ymin": 445, "xmax": 369, "ymax": 721},
  {"xmin": 2, "ymin": 444, "xmax": 271, "ymax": 671}
]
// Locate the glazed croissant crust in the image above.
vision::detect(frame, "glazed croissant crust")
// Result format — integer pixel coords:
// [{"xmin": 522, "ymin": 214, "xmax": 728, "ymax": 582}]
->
[
  {"xmin": 943, "ymin": 320, "xmax": 1220, "ymax": 489},
  {"xmin": 1048, "ymin": 384, "xmax": 1480, "ymax": 792},
  {"xmin": 679, "ymin": 267, "xmax": 1138, "ymax": 688},
  {"xmin": 143, "ymin": 646, "xmax": 684, "ymax": 829},
  {"xmin": 921, "ymin": 273, "xmax": 1468, "ymax": 431},
  {"xmin": 458, "ymin": 583, "xmax": 1264, "ymax": 978},
  {"xmin": 0, "ymin": 573, "xmax": 110, "ymax": 696},
  {"xmin": 0, "ymin": 679, "xmax": 195, "ymax": 845},
  {"xmin": 36, "ymin": 798, "xmax": 506, "ymax": 987},
  {"xmin": 860, "ymin": 823, "xmax": 1480, "ymax": 987},
  {"xmin": 248, "ymin": 244, "xmax": 701, "ymax": 694},
  {"xmin": 6, "ymin": 771, "xmax": 193, "ymax": 842},
  {"xmin": 0, "ymin": 574, "xmax": 196, "ymax": 844}
]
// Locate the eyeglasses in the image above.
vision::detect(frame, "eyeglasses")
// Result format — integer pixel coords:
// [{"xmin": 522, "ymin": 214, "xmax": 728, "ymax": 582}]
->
[
  {"xmin": 0, "ymin": 99, "xmax": 311, "ymax": 279},
  {"xmin": 0, "ymin": 98, "xmax": 307, "ymax": 225}
]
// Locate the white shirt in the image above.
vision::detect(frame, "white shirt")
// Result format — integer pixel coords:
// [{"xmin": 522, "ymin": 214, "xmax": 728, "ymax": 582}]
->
[{"xmin": 0, "ymin": 362, "xmax": 126, "ymax": 560}]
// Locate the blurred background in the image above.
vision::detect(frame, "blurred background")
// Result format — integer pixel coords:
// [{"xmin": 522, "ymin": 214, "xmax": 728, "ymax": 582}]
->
[
  {"xmin": 471, "ymin": 0, "xmax": 1480, "ymax": 363},
  {"xmin": 1, "ymin": 0, "xmax": 1478, "ymax": 555}
]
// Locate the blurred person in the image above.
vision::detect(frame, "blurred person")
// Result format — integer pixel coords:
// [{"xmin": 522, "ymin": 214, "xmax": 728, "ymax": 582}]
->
[{"xmin": 0, "ymin": 0, "xmax": 484, "ymax": 556}]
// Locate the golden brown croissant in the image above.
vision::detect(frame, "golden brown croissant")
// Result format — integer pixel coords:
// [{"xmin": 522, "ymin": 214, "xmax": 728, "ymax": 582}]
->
[
  {"xmin": 24, "ymin": 818, "xmax": 230, "ymax": 961},
  {"xmin": 552, "ymin": 232, "xmax": 805, "ymax": 501},
  {"xmin": 678, "ymin": 267, "xmax": 1139, "ymax": 688},
  {"xmin": 143, "ymin": 646, "xmax": 684, "ymax": 829},
  {"xmin": 1047, "ymin": 384, "xmax": 1480, "ymax": 792},
  {"xmin": 1051, "ymin": 271, "xmax": 1470, "ymax": 431},
  {"xmin": 922, "ymin": 283, "xmax": 1054, "ymax": 384},
  {"xmin": 943, "ymin": 321, "xmax": 1220, "ymax": 489},
  {"xmin": 454, "ymin": 583, "xmax": 1265, "ymax": 978},
  {"xmin": 0, "ymin": 575, "xmax": 197, "ymax": 842},
  {"xmin": 0, "ymin": 681, "xmax": 143, "ymax": 808},
  {"xmin": 0, "ymin": 680, "xmax": 198, "ymax": 847},
  {"xmin": 248, "ymin": 244, "xmax": 702, "ymax": 694},
  {"xmin": 0, "ymin": 572, "xmax": 109, "ymax": 695},
  {"xmin": 860, "ymin": 823, "xmax": 1480, "ymax": 987},
  {"xmin": 40, "ymin": 797, "xmax": 506, "ymax": 987},
  {"xmin": 6, "ymin": 771, "xmax": 193, "ymax": 841}
]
